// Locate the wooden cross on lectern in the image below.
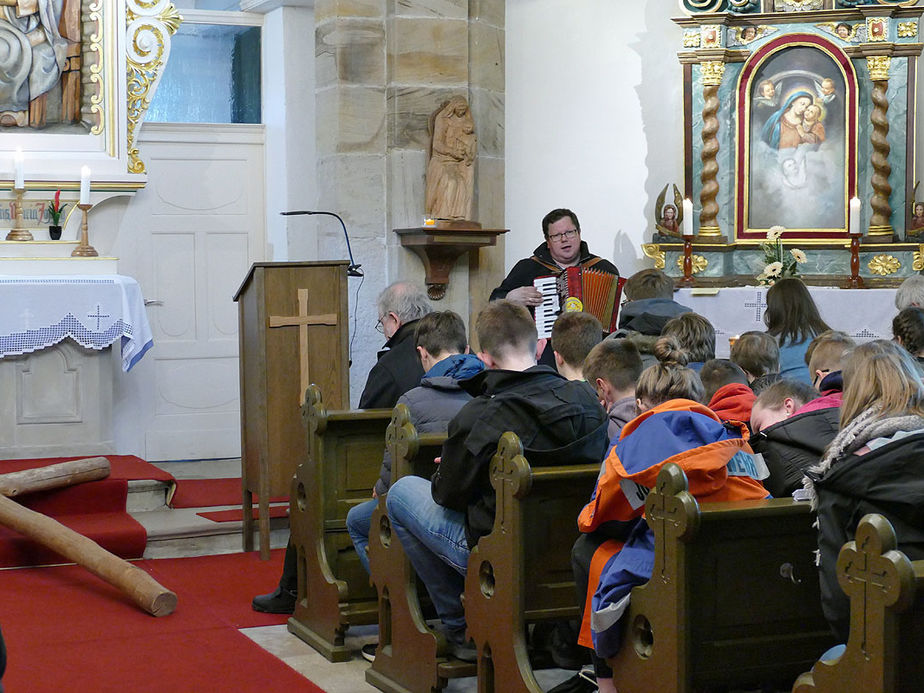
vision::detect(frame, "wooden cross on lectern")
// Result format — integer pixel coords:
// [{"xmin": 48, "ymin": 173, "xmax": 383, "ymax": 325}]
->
[{"xmin": 268, "ymin": 288, "xmax": 338, "ymax": 404}]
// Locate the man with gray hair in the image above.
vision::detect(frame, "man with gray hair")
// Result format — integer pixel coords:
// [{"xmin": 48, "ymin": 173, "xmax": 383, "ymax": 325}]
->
[
  {"xmin": 895, "ymin": 275, "xmax": 924, "ymax": 311},
  {"xmin": 360, "ymin": 281, "xmax": 433, "ymax": 408}
]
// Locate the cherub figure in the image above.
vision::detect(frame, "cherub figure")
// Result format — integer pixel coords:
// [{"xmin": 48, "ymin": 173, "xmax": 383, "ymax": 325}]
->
[
  {"xmin": 654, "ymin": 183, "xmax": 684, "ymax": 237},
  {"xmin": 798, "ymin": 103, "xmax": 826, "ymax": 146}
]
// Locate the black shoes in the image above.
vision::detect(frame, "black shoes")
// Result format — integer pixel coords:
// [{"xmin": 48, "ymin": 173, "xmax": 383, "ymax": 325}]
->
[
  {"xmin": 547, "ymin": 668, "xmax": 598, "ymax": 693},
  {"xmin": 361, "ymin": 643, "xmax": 378, "ymax": 662},
  {"xmin": 444, "ymin": 628, "xmax": 478, "ymax": 662},
  {"xmin": 251, "ymin": 586, "xmax": 297, "ymax": 614}
]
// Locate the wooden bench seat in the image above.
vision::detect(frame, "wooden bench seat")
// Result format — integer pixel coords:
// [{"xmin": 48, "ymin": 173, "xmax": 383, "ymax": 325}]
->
[
  {"xmin": 793, "ymin": 514, "xmax": 924, "ymax": 693},
  {"xmin": 287, "ymin": 384, "xmax": 393, "ymax": 662},
  {"xmin": 609, "ymin": 463, "xmax": 836, "ymax": 693},
  {"xmin": 366, "ymin": 404, "xmax": 476, "ymax": 693},
  {"xmin": 464, "ymin": 431, "xmax": 600, "ymax": 692}
]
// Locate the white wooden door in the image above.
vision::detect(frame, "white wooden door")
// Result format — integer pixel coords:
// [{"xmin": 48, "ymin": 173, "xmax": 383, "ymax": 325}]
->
[{"xmin": 112, "ymin": 123, "xmax": 265, "ymax": 461}]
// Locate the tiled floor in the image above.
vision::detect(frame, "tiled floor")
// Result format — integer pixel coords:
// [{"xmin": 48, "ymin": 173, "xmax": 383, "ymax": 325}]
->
[{"xmin": 141, "ymin": 459, "xmax": 578, "ymax": 692}]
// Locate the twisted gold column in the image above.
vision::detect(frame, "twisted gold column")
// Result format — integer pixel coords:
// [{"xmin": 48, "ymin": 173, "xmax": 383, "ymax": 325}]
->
[
  {"xmin": 868, "ymin": 56, "xmax": 893, "ymax": 238},
  {"xmin": 699, "ymin": 61, "xmax": 725, "ymax": 236}
]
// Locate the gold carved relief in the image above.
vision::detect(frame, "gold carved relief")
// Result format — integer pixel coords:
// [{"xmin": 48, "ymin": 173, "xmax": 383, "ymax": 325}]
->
[
  {"xmin": 676, "ymin": 254, "xmax": 708, "ymax": 275},
  {"xmin": 866, "ymin": 56, "xmax": 892, "ymax": 82},
  {"xmin": 913, "ymin": 245, "xmax": 924, "ymax": 272},
  {"xmin": 897, "ymin": 21, "xmax": 918, "ymax": 39},
  {"xmin": 700, "ymin": 61, "xmax": 726, "ymax": 87},
  {"xmin": 126, "ymin": 0, "xmax": 183, "ymax": 174},
  {"xmin": 868, "ymin": 255, "xmax": 901, "ymax": 276},
  {"xmin": 866, "ymin": 17, "xmax": 889, "ymax": 43},
  {"xmin": 642, "ymin": 243, "xmax": 666, "ymax": 270},
  {"xmin": 683, "ymin": 32, "xmax": 702, "ymax": 48}
]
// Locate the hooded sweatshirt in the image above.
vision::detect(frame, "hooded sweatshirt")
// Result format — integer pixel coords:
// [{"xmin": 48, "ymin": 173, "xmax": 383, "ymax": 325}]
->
[{"xmin": 708, "ymin": 382, "xmax": 756, "ymax": 423}]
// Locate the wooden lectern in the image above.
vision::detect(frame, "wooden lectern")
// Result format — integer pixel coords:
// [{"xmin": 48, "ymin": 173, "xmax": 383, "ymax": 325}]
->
[{"xmin": 234, "ymin": 261, "xmax": 350, "ymax": 558}]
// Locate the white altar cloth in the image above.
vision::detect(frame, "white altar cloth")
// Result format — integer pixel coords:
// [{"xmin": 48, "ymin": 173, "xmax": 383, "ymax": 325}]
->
[
  {"xmin": 675, "ymin": 286, "xmax": 897, "ymax": 358},
  {"xmin": 0, "ymin": 275, "xmax": 153, "ymax": 371}
]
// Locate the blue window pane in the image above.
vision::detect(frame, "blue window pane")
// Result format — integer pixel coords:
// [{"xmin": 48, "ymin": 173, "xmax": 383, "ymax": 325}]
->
[{"xmin": 147, "ymin": 24, "xmax": 261, "ymax": 124}]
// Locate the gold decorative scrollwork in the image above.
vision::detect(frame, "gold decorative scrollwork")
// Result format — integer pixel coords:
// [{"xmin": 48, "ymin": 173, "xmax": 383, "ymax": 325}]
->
[
  {"xmin": 676, "ymin": 254, "xmax": 708, "ymax": 275},
  {"xmin": 913, "ymin": 245, "xmax": 924, "ymax": 272},
  {"xmin": 126, "ymin": 0, "xmax": 183, "ymax": 174},
  {"xmin": 868, "ymin": 255, "xmax": 901, "ymax": 276},
  {"xmin": 700, "ymin": 61, "xmax": 726, "ymax": 87},
  {"xmin": 867, "ymin": 56, "xmax": 892, "ymax": 81},
  {"xmin": 87, "ymin": 0, "xmax": 104, "ymax": 135},
  {"xmin": 642, "ymin": 243, "xmax": 666, "ymax": 270},
  {"xmin": 897, "ymin": 21, "xmax": 918, "ymax": 39},
  {"xmin": 683, "ymin": 32, "xmax": 701, "ymax": 48}
]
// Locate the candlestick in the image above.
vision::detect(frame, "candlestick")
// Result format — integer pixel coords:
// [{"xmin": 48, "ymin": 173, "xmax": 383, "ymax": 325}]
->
[
  {"xmin": 80, "ymin": 166, "xmax": 91, "ymax": 205},
  {"xmin": 14, "ymin": 149, "xmax": 23, "ymax": 189},
  {"xmin": 849, "ymin": 197, "xmax": 861, "ymax": 236},
  {"xmin": 5, "ymin": 187, "xmax": 33, "ymax": 241},
  {"xmin": 71, "ymin": 203, "xmax": 98, "ymax": 257},
  {"xmin": 682, "ymin": 198, "xmax": 694, "ymax": 237},
  {"xmin": 677, "ymin": 236, "xmax": 695, "ymax": 287}
]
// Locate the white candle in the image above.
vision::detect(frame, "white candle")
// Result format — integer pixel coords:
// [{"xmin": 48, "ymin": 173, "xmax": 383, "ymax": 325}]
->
[
  {"xmin": 80, "ymin": 166, "xmax": 91, "ymax": 205},
  {"xmin": 849, "ymin": 196, "xmax": 861, "ymax": 235},
  {"xmin": 14, "ymin": 148, "xmax": 23, "ymax": 189},
  {"xmin": 682, "ymin": 198, "xmax": 694, "ymax": 237}
]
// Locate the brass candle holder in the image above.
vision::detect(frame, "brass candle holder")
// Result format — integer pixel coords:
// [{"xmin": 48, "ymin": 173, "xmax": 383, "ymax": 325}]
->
[
  {"xmin": 5, "ymin": 187, "xmax": 33, "ymax": 241},
  {"xmin": 71, "ymin": 203, "xmax": 98, "ymax": 257}
]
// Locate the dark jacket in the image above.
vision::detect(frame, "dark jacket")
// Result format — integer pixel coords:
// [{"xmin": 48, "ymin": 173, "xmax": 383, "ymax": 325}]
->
[
  {"xmin": 749, "ymin": 406, "xmax": 840, "ymax": 498},
  {"xmin": 431, "ymin": 365, "xmax": 609, "ymax": 548},
  {"xmin": 489, "ymin": 241, "xmax": 619, "ymax": 302},
  {"xmin": 812, "ymin": 432, "xmax": 924, "ymax": 641},
  {"xmin": 359, "ymin": 319, "xmax": 424, "ymax": 409},
  {"xmin": 617, "ymin": 297, "xmax": 691, "ymax": 335},
  {"xmin": 374, "ymin": 354, "xmax": 485, "ymax": 496}
]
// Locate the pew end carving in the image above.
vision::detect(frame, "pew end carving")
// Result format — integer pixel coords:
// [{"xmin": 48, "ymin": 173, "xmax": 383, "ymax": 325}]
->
[
  {"xmin": 464, "ymin": 431, "xmax": 599, "ymax": 693},
  {"xmin": 793, "ymin": 514, "xmax": 924, "ymax": 693},
  {"xmin": 366, "ymin": 405, "xmax": 475, "ymax": 692},
  {"xmin": 287, "ymin": 383, "xmax": 393, "ymax": 661},
  {"xmin": 610, "ymin": 463, "xmax": 835, "ymax": 693}
]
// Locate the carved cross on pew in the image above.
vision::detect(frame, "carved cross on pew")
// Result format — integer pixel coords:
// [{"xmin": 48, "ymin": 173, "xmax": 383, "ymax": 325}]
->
[
  {"xmin": 646, "ymin": 464, "xmax": 699, "ymax": 580},
  {"xmin": 492, "ymin": 432, "xmax": 529, "ymax": 532},
  {"xmin": 837, "ymin": 515, "xmax": 911, "ymax": 658},
  {"xmin": 268, "ymin": 288, "xmax": 338, "ymax": 405}
]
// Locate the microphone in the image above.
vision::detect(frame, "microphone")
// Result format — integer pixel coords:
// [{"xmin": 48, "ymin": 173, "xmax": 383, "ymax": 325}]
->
[{"xmin": 280, "ymin": 210, "xmax": 363, "ymax": 277}]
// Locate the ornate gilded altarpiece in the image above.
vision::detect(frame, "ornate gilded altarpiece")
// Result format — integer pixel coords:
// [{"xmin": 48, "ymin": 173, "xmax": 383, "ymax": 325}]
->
[
  {"xmin": 0, "ymin": 0, "xmax": 180, "ymax": 200},
  {"xmin": 646, "ymin": 0, "xmax": 924, "ymax": 284}
]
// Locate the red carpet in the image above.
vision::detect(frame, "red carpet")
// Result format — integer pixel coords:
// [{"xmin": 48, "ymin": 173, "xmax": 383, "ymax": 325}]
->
[
  {"xmin": 197, "ymin": 505, "xmax": 289, "ymax": 523},
  {"xmin": 0, "ymin": 549, "xmax": 323, "ymax": 692},
  {"xmin": 170, "ymin": 477, "xmax": 287, "ymax": 508},
  {"xmin": 0, "ymin": 477, "xmax": 147, "ymax": 568},
  {"xmin": 0, "ymin": 455, "xmax": 175, "ymax": 483}
]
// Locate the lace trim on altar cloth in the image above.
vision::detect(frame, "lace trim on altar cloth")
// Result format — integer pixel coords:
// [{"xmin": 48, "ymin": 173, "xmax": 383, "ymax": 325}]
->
[{"xmin": 0, "ymin": 313, "xmax": 132, "ymax": 358}]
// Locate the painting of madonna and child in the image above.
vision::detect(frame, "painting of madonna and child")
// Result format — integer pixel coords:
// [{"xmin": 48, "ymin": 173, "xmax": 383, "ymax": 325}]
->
[{"xmin": 747, "ymin": 46, "xmax": 848, "ymax": 234}]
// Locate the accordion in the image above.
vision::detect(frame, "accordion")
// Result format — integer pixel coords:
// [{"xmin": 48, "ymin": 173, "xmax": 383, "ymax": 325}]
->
[{"xmin": 533, "ymin": 266, "xmax": 625, "ymax": 338}]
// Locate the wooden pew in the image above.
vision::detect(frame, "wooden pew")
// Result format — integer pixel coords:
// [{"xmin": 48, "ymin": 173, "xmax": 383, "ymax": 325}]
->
[
  {"xmin": 609, "ymin": 463, "xmax": 836, "ymax": 693},
  {"xmin": 793, "ymin": 514, "xmax": 924, "ymax": 693},
  {"xmin": 464, "ymin": 431, "xmax": 600, "ymax": 693},
  {"xmin": 365, "ymin": 404, "xmax": 477, "ymax": 693},
  {"xmin": 287, "ymin": 384, "xmax": 393, "ymax": 662}
]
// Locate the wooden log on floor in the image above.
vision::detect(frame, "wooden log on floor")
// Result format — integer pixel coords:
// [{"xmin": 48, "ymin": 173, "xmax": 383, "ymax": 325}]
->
[
  {"xmin": 366, "ymin": 404, "xmax": 475, "ymax": 693},
  {"xmin": 609, "ymin": 463, "xmax": 835, "ymax": 693},
  {"xmin": 793, "ymin": 514, "xmax": 924, "ymax": 693},
  {"xmin": 0, "ymin": 493, "xmax": 177, "ymax": 616},
  {"xmin": 0, "ymin": 457, "xmax": 110, "ymax": 497},
  {"xmin": 287, "ymin": 383, "xmax": 392, "ymax": 662},
  {"xmin": 464, "ymin": 431, "xmax": 600, "ymax": 693}
]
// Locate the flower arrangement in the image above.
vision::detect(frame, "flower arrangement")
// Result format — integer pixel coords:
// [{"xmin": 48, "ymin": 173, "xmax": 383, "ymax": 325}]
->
[
  {"xmin": 756, "ymin": 225, "xmax": 806, "ymax": 286},
  {"xmin": 48, "ymin": 189, "xmax": 67, "ymax": 226}
]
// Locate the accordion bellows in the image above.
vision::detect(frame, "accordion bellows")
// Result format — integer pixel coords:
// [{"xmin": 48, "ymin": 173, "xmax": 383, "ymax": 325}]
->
[{"xmin": 534, "ymin": 266, "xmax": 625, "ymax": 337}]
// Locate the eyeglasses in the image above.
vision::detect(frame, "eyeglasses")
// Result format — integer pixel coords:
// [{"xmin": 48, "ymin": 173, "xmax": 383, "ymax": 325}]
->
[
  {"xmin": 548, "ymin": 229, "xmax": 579, "ymax": 243},
  {"xmin": 375, "ymin": 316, "xmax": 385, "ymax": 334}
]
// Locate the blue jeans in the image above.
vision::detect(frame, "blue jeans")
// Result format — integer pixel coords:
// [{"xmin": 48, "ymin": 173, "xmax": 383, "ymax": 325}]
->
[
  {"xmin": 385, "ymin": 475, "xmax": 470, "ymax": 633},
  {"xmin": 346, "ymin": 498, "xmax": 378, "ymax": 575}
]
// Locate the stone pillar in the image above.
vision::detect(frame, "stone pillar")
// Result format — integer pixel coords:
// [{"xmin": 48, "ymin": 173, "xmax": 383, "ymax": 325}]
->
[
  {"xmin": 867, "ymin": 55, "xmax": 893, "ymax": 239},
  {"xmin": 316, "ymin": 0, "xmax": 505, "ymax": 403}
]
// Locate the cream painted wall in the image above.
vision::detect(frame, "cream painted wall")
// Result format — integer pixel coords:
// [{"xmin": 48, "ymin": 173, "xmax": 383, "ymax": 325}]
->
[{"xmin": 505, "ymin": 0, "xmax": 684, "ymax": 279}]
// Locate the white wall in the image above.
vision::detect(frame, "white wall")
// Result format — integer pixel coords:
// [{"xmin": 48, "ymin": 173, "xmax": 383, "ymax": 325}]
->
[{"xmin": 505, "ymin": 0, "xmax": 684, "ymax": 278}]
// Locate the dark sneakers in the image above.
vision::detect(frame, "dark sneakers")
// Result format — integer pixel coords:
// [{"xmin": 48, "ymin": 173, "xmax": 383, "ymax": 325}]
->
[
  {"xmin": 251, "ymin": 586, "xmax": 297, "ymax": 614},
  {"xmin": 444, "ymin": 628, "xmax": 478, "ymax": 662},
  {"xmin": 547, "ymin": 669, "xmax": 598, "ymax": 693},
  {"xmin": 361, "ymin": 643, "xmax": 378, "ymax": 662}
]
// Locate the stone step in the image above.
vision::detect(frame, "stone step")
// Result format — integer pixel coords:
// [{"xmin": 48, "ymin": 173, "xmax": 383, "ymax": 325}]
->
[{"xmin": 127, "ymin": 478, "xmax": 289, "ymax": 560}]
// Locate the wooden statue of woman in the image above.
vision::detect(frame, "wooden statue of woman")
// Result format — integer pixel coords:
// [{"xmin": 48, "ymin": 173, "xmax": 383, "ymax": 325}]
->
[{"xmin": 425, "ymin": 96, "xmax": 477, "ymax": 221}]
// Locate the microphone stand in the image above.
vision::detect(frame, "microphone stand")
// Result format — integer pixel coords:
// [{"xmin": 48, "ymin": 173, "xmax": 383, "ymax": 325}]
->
[{"xmin": 280, "ymin": 210, "xmax": 363, "ymax": 277}]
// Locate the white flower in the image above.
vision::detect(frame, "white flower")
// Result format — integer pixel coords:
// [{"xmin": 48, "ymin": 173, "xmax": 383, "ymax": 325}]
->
[
  {"xmin": 765, "ymin": 261, "xmax": 783, "ymax": 277},
  {"xmin": 766, "ymin": 225, "xmax": 785, "ymax": 241},
  {"xmin": 790, "ymin": 248, "xmax": 807, "ymax": 264}
]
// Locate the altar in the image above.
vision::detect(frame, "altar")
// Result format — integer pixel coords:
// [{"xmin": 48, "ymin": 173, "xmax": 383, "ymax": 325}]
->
[
  {"xmin": 0, "ymin": 275, "xmax": 153, "ymax": 459},
  {"xmin": 675, "ymin": 285, "xmax": 897, "ymax": 358}
]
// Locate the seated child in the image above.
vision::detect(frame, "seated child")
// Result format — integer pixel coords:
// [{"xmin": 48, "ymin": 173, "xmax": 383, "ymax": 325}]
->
[
  {"xmin": 551, "ymin": 311, "xmax": 604, "ymax": 381},
  {"xmin": 730, "ymin": 330, "xmax": 780, "ymax": 393},
  {"xmin": 582, "ymin": 339, "xmax": 644, "ymax": 442},
  {"xmin": 700, "ymin": 358, "xmax": 755, "ymax": 423}
]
